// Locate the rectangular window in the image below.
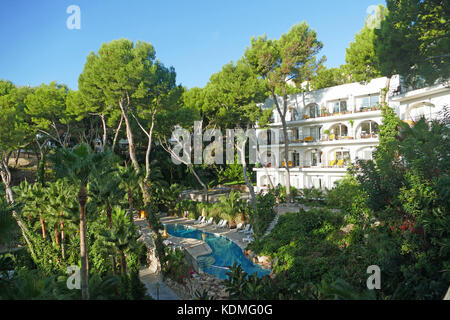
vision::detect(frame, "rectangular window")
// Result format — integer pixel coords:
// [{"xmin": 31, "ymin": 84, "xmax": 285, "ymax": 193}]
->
[
  {"xmin": 333, "ymin": 102, "xmax": 340, "ymax": 113},
  {"xmin": 359, "ymin": 95, "xmax": 379, "ymax": 110},
  {"xmin": 361, "ymin": 97, "xmax": 369, "ymax": 108},
  {"xmin": 293, "ymin": 153, "xmax": 300, "ymax": 166},
  {"xmin": 332, "ymin": 100, "xmax": 347, "ymax": 114},
  {"xmin": 369, "ymin": 95, "xmax": 379, "ymax": 107}
]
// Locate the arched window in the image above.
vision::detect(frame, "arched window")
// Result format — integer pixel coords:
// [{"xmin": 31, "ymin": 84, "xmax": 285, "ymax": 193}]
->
[
  {"xmin": 329, "ymin": 123, "xmax": 348, "ymax": 139},
  {"xmin": 358, "ymin": 120, "xmax": 379, "ymax": 138},
  {"xmin": 407, "ymin": 102, "xmax": 435, "ymax": 122},
  {"xmin": 305, "ymin": 103, "xmax": 320, "ymax": 118}
]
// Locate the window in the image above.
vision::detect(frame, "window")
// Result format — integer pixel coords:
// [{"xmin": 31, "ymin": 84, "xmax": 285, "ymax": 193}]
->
[
  {"xmin": 360, "ymin": 121, "xmax": 379, "ymax": 138},
  {"xmin": 293, "ymin": 152, "xmax": 300, "ymax": 166},
  {"xmin": 308, "ymin": 104, "xmax": 320, "ymax": 118},
  {"xmin": 311, "ymin": 152, "xmax": 318, "ymax": 166},
  {"xmin": 331, "ymin": 124, "xmax": 348, "ymax": 137},
  {"xmin": 335, "ymin": 150, "xmax": 351, "ymax": 165},
  {"xmin": 360, "ymin": 95, "xmax": 379, "ymax": 109},
  {"xmin": 332, "ymin": 100, "xmax": 347, "ymax": 114}
]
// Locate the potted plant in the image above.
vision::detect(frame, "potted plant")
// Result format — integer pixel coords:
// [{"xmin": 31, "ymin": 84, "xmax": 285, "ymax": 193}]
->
[{"xmin": 323, "ymin": 129, "xmax": 330, "ymax": 141}]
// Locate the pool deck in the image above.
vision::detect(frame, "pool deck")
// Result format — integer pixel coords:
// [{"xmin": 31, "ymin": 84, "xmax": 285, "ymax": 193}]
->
[{"xmin": 160, "ymin": 216, "xmax": 251, "ymax": 251}]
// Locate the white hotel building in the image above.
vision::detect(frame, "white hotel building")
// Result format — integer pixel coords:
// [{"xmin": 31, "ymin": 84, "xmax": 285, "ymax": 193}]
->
[{"xmin": 254, "ymin": 76, "xmax": 450, "ymax": 192}]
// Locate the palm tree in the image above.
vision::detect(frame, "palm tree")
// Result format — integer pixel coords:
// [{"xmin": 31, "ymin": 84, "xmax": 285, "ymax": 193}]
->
[
  {"xmin": 101, "ymin": 207, "xmax": 140, "ymax": 275},
  {"xmin": 118, "ymin": 165, "xmax": 141, "ymax": 217},
  {"xmin": 90, "ymin": 166, "xmax": 122, "ymax": 228},
  {"xmin": 16, "ymin": 181, "xmax": 47, "ymax": 239},
  {"xmin": 45, "ymin": 179, "xmax": 77, "ymax": 260},
  {"xmin": 52, "ymin": 143, "xmax": 110, "ymax": 300},
  {"xmin": 219, "ymin": 191, "xmax": 243, "ymax": 227},
  {"xmin": 90, "ymin": 166, "xmax": 123, "ymax": 275}
]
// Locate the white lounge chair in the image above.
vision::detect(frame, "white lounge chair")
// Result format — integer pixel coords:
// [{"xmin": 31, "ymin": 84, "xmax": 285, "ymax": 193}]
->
[
  {"xmin": 192, "ymin": 216, "xmax": 202, "ymax": 224},
  {"xmin": 214, "ymin": 219, "xmax": 224, "ymax": 228},
  {"xmin": 244, "ymin": 227, "xmax": 254, "ymax": 235},
  {"xmin": 242, "ymin": 236, "xmax": 254, "ymax": 243},
  {"xmin": 236, "ymin": 223, "xmax": 243, "ymax": 231},
  {"xmin": 195, "ymin": 216, "xmax": 206, "ymax": 225},
  {"xmin": 239, "ymin": 224, "xmax": 251, "ymax": 233},
  {"xmin": 202, "ymin": 217, "xmax": 214, "ymax": 226},
  {"xmin": 218, "ymin": 220, "xmax": 228, "ymax": 229}
]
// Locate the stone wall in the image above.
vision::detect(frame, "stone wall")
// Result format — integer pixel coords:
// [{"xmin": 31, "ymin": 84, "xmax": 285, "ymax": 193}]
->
[{"xmin": 165, "ymin": 273, "xmax": 229, "ymax": 300}]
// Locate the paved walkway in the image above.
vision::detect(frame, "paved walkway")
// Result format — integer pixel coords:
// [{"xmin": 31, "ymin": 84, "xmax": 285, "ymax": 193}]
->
[
  {"xmin": 139, "ymin": 267, "xmax": 180, "ymax": 300},
  {"xmin": 133, "ymin": 215, "xmax": 181, "ymax": 300}
]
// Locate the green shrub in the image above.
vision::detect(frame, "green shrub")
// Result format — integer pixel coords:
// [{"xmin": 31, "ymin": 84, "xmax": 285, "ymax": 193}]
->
[{"xmin": 251, "ymin": 192, "xmax": 276, "ymax": 236}]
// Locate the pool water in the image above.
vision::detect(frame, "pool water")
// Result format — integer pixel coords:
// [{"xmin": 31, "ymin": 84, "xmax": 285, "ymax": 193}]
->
[{"xmin": 164, "ymin": 223, "xmax": 271, "ymax": 280}]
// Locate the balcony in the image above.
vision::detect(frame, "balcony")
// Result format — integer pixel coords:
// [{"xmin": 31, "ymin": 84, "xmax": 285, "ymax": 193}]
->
[
  {"xmin": 320, "ymin": 134, "xmax": 355, "ymax": 142},
  {"xmin": 259, "ymin": 160, "xmax": 351, "ymax": 170},
  {"xmin": 354, "ymin": 104, "xmax": 382, "ymax": 113},
  {"xmin": 278, "ymin": 135, "xmax": 318, "ymax": 144},
  {"xmin": 359, "ymin": 132, "xmax": 378, "ymax": 139}
]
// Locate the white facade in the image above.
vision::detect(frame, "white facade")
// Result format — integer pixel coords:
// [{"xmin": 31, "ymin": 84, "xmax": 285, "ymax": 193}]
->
[{"xmin": 254, "ymin": 77, "xmax": 450, "ymax": 192}]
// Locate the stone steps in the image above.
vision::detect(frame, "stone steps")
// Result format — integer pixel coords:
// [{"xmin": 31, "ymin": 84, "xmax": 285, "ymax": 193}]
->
[
  {"xmin": 197, "ymin": 256, "xmax": 216, "ymax": 269},
  {"xmin": 263, "ymin": 213, "xmax": 280, "ymax": 237}
]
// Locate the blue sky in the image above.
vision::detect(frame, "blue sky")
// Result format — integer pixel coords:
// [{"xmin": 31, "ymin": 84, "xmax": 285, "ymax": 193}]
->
[{"xmin": 0, "ymin": 0, "xmax": 383, "ymax": 90}]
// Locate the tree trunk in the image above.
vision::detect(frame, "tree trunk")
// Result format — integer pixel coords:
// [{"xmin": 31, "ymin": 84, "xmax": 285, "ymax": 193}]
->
[
  {"xmin": 54, "ymin": 223, "xmax": 60, "ymax": 245},
  {"xmin": 187, "ymin": 163, "xmax": 208, "ymax": 202},
  {"xmin": 106, "ymin": 201, "xmax": 113, "ymax": 228},
  {"xmin": 14, "ymin": 150, "xmax": 21, "ymax": 168},
  {"xmin": 37, "ymin": 151, "xmax": 46, "ymax": 184},
  {"xmin": 40, "ymin": 214, "xmax": 46, "ymax": 239},
  {"xmin": 60, "ymin": 213, "xmax": 65, "ymax": 260},
  {"xmin": 144, "ymin": 111, "xmax": 156, "ymax": 182},
  {"xmin": 237, "ymin": 136, "xmax": 257, "ymax": 215},
  {"xmin": 78, "ymin": 185, "xmax": 89, "ymax": 300},
  {"xmin": 119, "ymin": 99, "xmax": 140, "ymax": 174},
  {"xmin": 272, "ymin": 92, "xmax": 291, "ymax": 203},
  {"xmin": 280, "ymin": 100, "xmax": 291, "ymax": 203},
  {"xmin": 105, "ymin": 202, "xmax": 117, "ymax": 275},
  {"xmin": 120, "ymin": 251, "xmax": 127, "ymax": 275},
  {"xmin": 100, "ymin": 114, "xmax": 107, "ymax": 152},
  {"xmin": 112, "ymin": 114, "xmax": 124, "ymax": 152}
]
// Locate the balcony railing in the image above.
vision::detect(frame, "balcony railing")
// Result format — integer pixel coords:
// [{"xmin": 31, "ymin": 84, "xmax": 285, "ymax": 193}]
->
[
  {"xmin": 320, "ymin": 135, "xmax": 355, "ymax": 142},
  {"xmin": 278, "ymin": 136, "xmax": 318, "ymax": 144},
  {"xmin": 267, "ymin": 105, "xmax": 383, "ymax": 124},
  {"xmin": 359, "ymin": 132, "xmax": 378, "ymax": 139},
  {"xmin": 264, "ymin": 133, "xmax": 378, "ymax": 145},
  {"xmin": 261, "ymin": 160, "xmax": 351, "ymax": 169}
]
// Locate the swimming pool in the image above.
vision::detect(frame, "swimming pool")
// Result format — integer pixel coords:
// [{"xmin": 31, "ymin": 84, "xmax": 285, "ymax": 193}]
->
[{"xmin": 164, "ymin": 223, "xmax": 271, "ymax": 280}]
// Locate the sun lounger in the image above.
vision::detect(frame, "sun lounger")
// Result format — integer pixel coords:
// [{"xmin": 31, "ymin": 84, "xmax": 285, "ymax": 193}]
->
[
  {"xmin": 218, "ymin": 220, "xmax": 228, "ymax": 229},
  {"xmin": 195, "ymin": 216, "xmax": 206, "ymax": 225},
  {"xmin": 214, "ymin": 219, "xmax": 224, "ymax": 228},
  {"xmin": 239, "ymin": 224, "xmax": 251, "ymax": 233},
  {"xmin": 202, "ymin": 217, "xmax": 214, "ymax": 226},
  {"xmin": 244, "ymin": 227, "xmax": 253, "ymax": 235},
  {"xmin": 236, "ymin": 223, "xmax": 243, "ymax": 230},
  {"xmin": 242, "ymin": 236, "xmax": 254, "ymax": 243},
  {"xmin": 192, "ymin": 216, "xmax": 202, "ymax": 224}
]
